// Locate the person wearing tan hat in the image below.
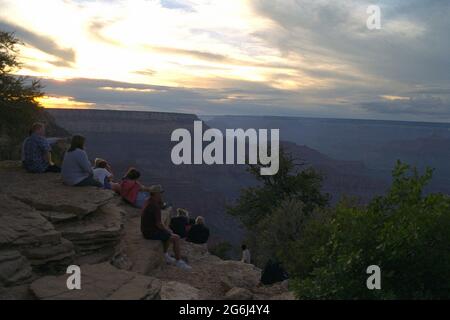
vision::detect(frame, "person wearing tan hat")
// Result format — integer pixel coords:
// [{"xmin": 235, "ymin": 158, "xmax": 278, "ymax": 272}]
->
[{"xmin": 141, "ymin": 185, "xmax": 192, "ymax": 270}]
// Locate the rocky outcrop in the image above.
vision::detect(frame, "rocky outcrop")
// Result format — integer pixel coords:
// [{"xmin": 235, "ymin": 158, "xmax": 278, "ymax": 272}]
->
[
  {"xmin": 0, "ymin": 193, "xmax": 75, "ymax": 273},
  {"xmin": 113, "ymin": 210, "xmax": 165, "ymax": 274},
  {"xmin": 225, "ymin": 287, "xmax": 254, "ymax": 300},
  {"xmin": 160, "ymin": 281, "xmax": 200, "ymax": 300},
  {"xmin": 117, "ymin": 215, "xmax": 263, "ymax": 299},
  {"xmin": 56, "ymin": 202, "xmax": 124, "ymax": 264},
  {"xmin": 0, "ymin": 161, "xmax": 115, "ymax": 218},
  {"xmin": 0, "ymin": 161, "xmax": 294, "ymax": 300},
  {"xmin": 0, "ymin": 162, "xmax": 122, "ymax": 277},
  {"xmin": 251, "ymin": 281, "xmax": 296, "ymax": 300},
  {"xmin": 0, "ymin": 251, "xmax": 33, "ymax": 287},
  {"xmin": 30, "ymin": 263, "xmax": 161, "ymax": 300}
]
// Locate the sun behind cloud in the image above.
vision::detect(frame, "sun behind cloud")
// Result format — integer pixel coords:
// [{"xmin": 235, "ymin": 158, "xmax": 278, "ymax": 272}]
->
[{"xmin": 36, "ymin": 95, "xmax": 95, "ymax": 109}]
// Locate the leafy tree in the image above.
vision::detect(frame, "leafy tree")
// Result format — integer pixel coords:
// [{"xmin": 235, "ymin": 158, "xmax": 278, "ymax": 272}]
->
[
  {"xmin": 209, "ymin": 241, "xmax": 234, "ymax": 260},
  {"xmin": 0, "ymin": 31, "xmax": 43, "ymax": 104},
  {"xmin": 227, "ymin": 148, "xmax": 329, "ymax": 266},
  {"xmin": 0, "ymin": 31, "xmax": 66, "ymax": 160},
  {"xmin": 292, "ymin": 161, "xmax": 450, "ymax": 299},
  {"xmin": 256, "ymin": 198, "xmax": 334, "ymax": 278},
  {"xmin": 228, "ymin": 148, "xmax": 329, "ymax": 230}
]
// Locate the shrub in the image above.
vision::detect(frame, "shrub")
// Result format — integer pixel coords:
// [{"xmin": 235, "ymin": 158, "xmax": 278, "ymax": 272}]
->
[{"xmin": 292, "ymin": 161, "xmax": 450, "ymax": 299}]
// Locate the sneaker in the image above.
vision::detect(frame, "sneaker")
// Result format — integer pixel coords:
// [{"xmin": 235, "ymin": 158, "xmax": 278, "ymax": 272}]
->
[
  {"xmin": 165, "ymin": 253, "xmax": 176, "ymax": 264},
  {"xmin": 175, "ymin": 259, "xmax": 192, "ymax": 270}
]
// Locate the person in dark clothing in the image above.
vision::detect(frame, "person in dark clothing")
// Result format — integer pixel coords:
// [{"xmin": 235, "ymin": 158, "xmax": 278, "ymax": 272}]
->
[
  {"xmin": 261, "ymin": 259, "xmax": 289, "ymax": 285},
  {"xmin": 187, "ymin": 216, "xmax": 210, "ymax": 244},
  {"xmin": 170, "ymin": 208, "xmax": 190, "ymax": 239},
  {"xmin": 141, "ymin": 185, "xmax": 191, "ymax": 270}
]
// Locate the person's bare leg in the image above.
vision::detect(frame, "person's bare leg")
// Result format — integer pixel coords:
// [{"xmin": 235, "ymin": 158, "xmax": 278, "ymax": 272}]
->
[
  {"xmin": 171, "ymin": 234, "xmax": 181, "ymax": 260},
  {"xmin": 111, "ymin": 182, "xmax": 121, "ymax": 194},
  {"xmin": 163, "ymin": 240, "xmax": 170, "ymax": 253}
]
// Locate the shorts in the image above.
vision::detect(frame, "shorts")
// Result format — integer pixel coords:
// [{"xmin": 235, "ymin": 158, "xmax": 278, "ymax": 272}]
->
[
  {"xmin": 145, "ymin": 229, "xmax": 171, "ymax": 242},
  {"xmin": 135, "ymin": 191, "xmax": 150, "ymax": 208},
  {"xmin": 103, "ymin": 177, "xmax": 112, "ymax": 190}
]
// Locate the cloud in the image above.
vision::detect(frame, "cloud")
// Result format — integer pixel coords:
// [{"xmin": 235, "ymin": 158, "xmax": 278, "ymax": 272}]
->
[
  {"xmin": 35, "ymin": 75, "xmax": 450, "ymax": 122},
  {"xmin": 362, "ymin": 96, "xmax": 450, "ymax": 119},
  {"xmin": 243, "ymin": 0, "xmax": 450, "ymax": 120},
  {"xmin": 251, "ymin": 0, "xmax": 450, "ymax": 85},
  {"xmin": 0, "ymin": 21, "xmax": 76, "ymax": 67},
  {"xmin": 133, "ymin": 69, "xmax": 156, "ymax": 77},
  {"xmin": 143, "ymin": 45, "xmax": 296, "ymax": 70},
  {"xmin": 37, "ymin": 77, "xmax": 300, "ymax": 115},
  {"xmin": 2, "ymin": 0, "xmax": 450, "ymax": 121},
  {"xmin": 87, "ymin": 19, "xmax": 122, "ymax": 46},
  {"xmin": 160, "ymin": 0, "xmax": 196, "ymax": 12},
  {"xmin": 84, "ymin": 16, "xmax": 297, "ymax": 71}
]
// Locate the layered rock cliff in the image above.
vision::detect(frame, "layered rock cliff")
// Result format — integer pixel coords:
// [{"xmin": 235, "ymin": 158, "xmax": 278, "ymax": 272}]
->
[{"xmin": 0, "ymin": 161, "xmax": 293, "ymax": 300}]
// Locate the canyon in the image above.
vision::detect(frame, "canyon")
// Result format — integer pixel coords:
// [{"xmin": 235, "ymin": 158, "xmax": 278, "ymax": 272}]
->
[{"xmin": 48, "ymin": 109, "xmax": 389, "ymax": 246}]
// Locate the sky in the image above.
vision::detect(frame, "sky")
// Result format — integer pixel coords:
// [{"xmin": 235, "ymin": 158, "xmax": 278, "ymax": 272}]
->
[{"xmin": 1, "ymin": 0, "xmax": 449, "ymax": 122}]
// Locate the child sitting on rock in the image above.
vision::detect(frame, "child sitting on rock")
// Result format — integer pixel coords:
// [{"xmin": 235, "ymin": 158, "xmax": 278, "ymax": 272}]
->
[{"xmin": 93, "ymin": 158, "xmax": 120, "ymax": 193}]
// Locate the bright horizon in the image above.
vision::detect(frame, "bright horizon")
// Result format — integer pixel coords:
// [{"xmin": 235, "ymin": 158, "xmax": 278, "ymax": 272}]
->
[{"xmin": 1, "ymin": 0, "xmax": 449, "ymax": 122}]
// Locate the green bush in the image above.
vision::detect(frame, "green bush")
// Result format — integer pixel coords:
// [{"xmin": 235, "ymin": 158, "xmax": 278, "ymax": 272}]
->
[
  {"xmin": 291, "ymin": 161, "xmax": 450, "ymax": 299},
  {"xmin": 209, "ymin": 241, "xmax": 234, "ymax": 260},
  {"xmin": 227, "ymin": 148, "xmax": 329, "ymax": 266}
]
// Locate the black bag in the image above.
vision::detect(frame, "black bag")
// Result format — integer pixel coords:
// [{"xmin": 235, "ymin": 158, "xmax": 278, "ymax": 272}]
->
[{"xmin": 261, "ymin": 259, "xmax": 289, "ymax": 285}]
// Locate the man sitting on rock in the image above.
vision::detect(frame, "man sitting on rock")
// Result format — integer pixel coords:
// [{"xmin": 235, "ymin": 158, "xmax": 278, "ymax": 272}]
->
[
  {"xmin": 22, "ymin": 122, "xmax": 60, "ymax": 173},
  {"xmin": 187, "ymin": 216, "xmax": 210, "ymax": 245},
  {"xmin": 141, "ymin": 185, "xmax": 192, "ymax": 270},
  {"xmin": 170, "ymin": 208, "xmax": 191, "ymax": 239}
]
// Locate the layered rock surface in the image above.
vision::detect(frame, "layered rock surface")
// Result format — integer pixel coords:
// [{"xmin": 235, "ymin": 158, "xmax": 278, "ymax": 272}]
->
[
  {"xmin": 0, "ymin": 161, "xmax": 294, "ymax": 300},
  {"xmin": 0, "ymin": 161, "xmax": 114, "ymax": 218},
  {"xmin": 0, "ymin": 162, "xmax": 122, "ymax": 278},
  {"xmin": 0, "ymin": 193, "xmax": 75, "ymax": 274}
]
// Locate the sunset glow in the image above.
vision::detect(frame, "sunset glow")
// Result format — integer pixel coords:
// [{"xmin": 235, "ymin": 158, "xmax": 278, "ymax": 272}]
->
[
  {"xmin": 36, "ymin": 96, "xmax": 95, "ymax": 109},
  {"xmin": 1, "ymin": 0, "xmax": 449, "ymax": 121}
]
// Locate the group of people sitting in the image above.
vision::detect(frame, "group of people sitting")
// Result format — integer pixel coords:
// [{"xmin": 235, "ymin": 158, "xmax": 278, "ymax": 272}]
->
[
  {"xmin": 21, "ymin": 122, "xmax": 212, "ymax": 271},
  {"xmin": 170, "ymin": 208, "xmax": 210, "ymax": 244}
]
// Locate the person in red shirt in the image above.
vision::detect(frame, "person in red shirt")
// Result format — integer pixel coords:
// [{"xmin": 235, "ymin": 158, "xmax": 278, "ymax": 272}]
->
[
  {"xmin": 141, "ymin": 185, "xmax": 192, "ymax": 270},
  {"xmin": 120, "ymin": 167, "xmax": 152, "ymax": 208}
]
